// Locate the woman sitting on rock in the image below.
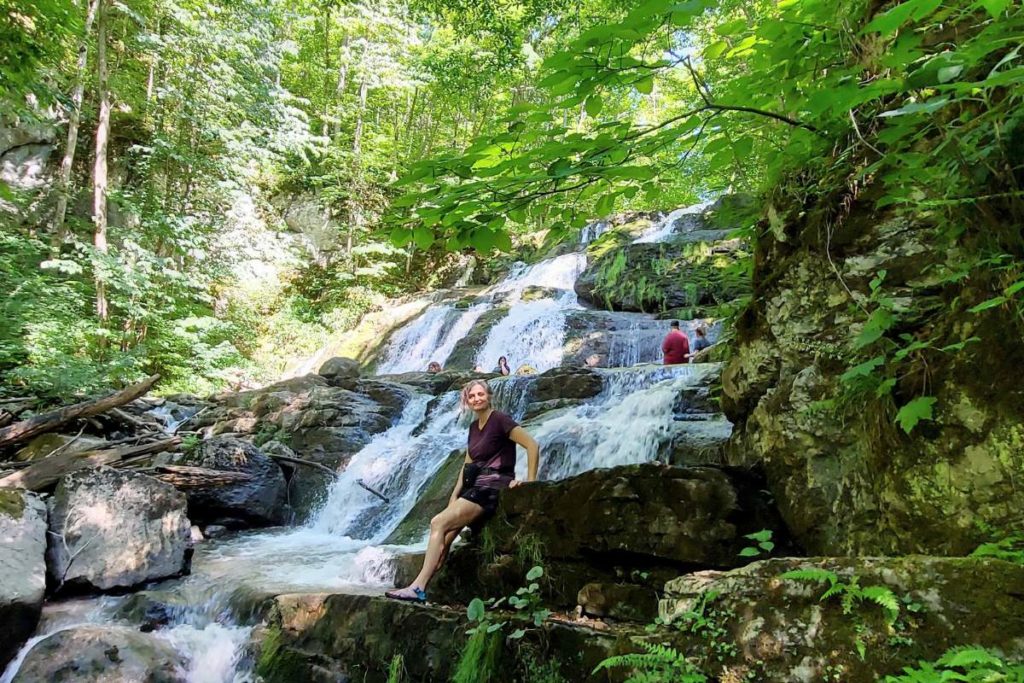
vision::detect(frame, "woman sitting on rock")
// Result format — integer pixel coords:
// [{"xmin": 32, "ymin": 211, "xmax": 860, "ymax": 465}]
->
[
  {"xmin": 496, "ymin": 355, "xmax": 511, "ymax": 376},
  {"xmin": 385, "ymin": 379, "xmax": 540, "ymax": 602}
]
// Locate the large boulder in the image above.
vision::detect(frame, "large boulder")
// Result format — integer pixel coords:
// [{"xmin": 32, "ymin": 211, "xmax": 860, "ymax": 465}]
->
[
  {"xmin": 46, "ymin": 468, "xmax": 191, "ymax": 593},
  {"xmin": 723, "ymin": 210, "xmax": 1024, "ymax": 555},
  {"xmin": 0, "ymin": 489, "xmax": 47, "ymax": 670},
  {"xmin": 317, "ymin": 356, "xmax": 361, "ymax": 382},
  {"xmin": 175, "ymin": 437, "xmax": 287, "ymax": 527},
  {"xmin": 531, "ymin": 367, "xmax": 603, "ymax": 403},
  {"xmin": 12, "ymin": 625, "xmax": 186, "ymax": 683},
  {"xmin": 428, "ymin": 464, "xmax": 790, "ymax": 608},
  {"xmin": 659, "ymin": 556, "xmax": 1024, "ymax": 682}
]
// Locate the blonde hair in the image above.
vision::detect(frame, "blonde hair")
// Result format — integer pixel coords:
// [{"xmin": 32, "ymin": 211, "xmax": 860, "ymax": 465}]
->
[{"xmin": 460, "ymin": 379, "xmax": 492, "ymax": 410}]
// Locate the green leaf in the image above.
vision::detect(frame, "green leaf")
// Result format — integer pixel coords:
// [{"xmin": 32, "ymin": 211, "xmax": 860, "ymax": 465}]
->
[
  {"xmin": 467, "ymin": 598, "xmax": 485, "ymax": 622},
  {"xmin": 704, "ymin": 40, "xmax": 729, "ymax": 59},
  {"xmin": 854, "ymin": 309, "xmax": 895, "ymax": 348},
  {"xmin": 509, "ymin": 628, "xmax": 527, "ymax": 640},
  {"xmin": 494, "ymin": 231, "xmax": 513, "ymax": 253},
  {"xmin": 595, "ymin": 193, "xmax": 615, "ymax": 216},
  {"xmin": 585, "ymin": 94, "xmax": 604, "ymax": 117},
  {"xmin": 486, "ymin": 622, "xmax": 504, "ymax": 633},
  {"xmin": 878, "ymin": 97, "xmax": 951, "ymax": 118},
  {"xmin": 547, "ymin": 159, "xmax": 573, "ymax": 177},
  {"xmin": 841, "ymin": 356, "xmax": 886, "ymax": 382},
  {"xmin": 470, "ymin": 229, "xmax": 495, "ymax": 253},
  {"xmin": 635, "ymin": 76, "xmax": 654, "ymax": 94},
  {"xmin": 413, "ymin": 227, "xmax": 434, "ymax": 250},
  {"xmin": 978, "ymin": 0, "xmax": 1010, "ymax": 18},
  {"xmin": 863, "ymin": 0, "xmax": 941, "ymax": 36},
  {"xmin": 745, "ymin": 529, "xmax": 773, "ymax": 542},
  {"xmin": 526, "ymin": 566, "xmax": 544, "ymax": 581},
  {"xmin": 390, "ymin": 227, "xmax": 412, "ymax": 247},
  {"xmin": 738, "ymin": 547, "xmax": 761, "ymax": 557},
  {"xmin": 968, "ymin": 296, "xmax": 1008, "ymax": 313},
  {"xmin": 895, "ymin": 396, "xmax": 937, "ymax": 434}
]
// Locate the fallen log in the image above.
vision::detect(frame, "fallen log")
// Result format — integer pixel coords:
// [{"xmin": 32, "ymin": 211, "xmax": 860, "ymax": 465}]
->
[
  {"xmin": 0, "ymin": 374, "xmax": 160, "ymax": 450},
  {"xmin": 266, "ymin": 452, "xmax": 337, "ymax": 478},
  {"xmin": 147, "ymin": 465, "xmax": 252, "ymax": 488},
  {"xmin": 0, "ymin": 436, "xmax": 180, "ymax": 491}
]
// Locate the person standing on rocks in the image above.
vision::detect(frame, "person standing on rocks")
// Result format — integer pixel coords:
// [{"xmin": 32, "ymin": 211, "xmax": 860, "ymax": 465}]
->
[
  {"xmin": 690, "ymin": 326, "xmax": 711, "ymax": 361},
  {"xmin": 385, "ymin": 379, "xmax": 540, "ymax": 603},
  {"xmin": 661, "ymin": 320, "xmax": 690, "ymax": 365}
]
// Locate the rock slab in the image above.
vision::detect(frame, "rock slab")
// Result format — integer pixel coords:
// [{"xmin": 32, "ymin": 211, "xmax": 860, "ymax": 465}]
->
[
  {"xmin": 0, "ymin": 488, "xmax": 48, "ymax": 670},
  {"xmin": 12, "ymin": 625, "xmax": 186, "ymax": 683},
  {"xmin": 46, "ymin": 467, "xmax": 191, "ymax": 592}
]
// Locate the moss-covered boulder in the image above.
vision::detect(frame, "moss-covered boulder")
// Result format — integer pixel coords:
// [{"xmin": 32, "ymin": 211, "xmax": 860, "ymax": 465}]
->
[
  {"xmin": 444, "ymin": 306, "xmax": 509, "ymax": 370},
  {"xmin": 723, "ymin": 209, "xmax": 1024, "ymax": 555},
  {"xmin": 256, "ymin": 592, "xmax": 645, "ymax": 683},
  {"xmin": 426, "ymin": 464, "xmax": 790, "ymax": 609},
  {"xmin": 576, "ymin": 237, "xmax": 750, "ymax": 314},
  {"xmin": 658, "ymin": 556, "xmax": 1024, "ymax": 682},
  {"xmin": 384, "ymin": 448, "xmax": 465, "ymax": 545}
]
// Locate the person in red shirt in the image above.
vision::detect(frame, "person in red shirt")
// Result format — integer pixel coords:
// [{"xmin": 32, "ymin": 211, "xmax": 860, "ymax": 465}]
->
[{"xmin": 661, "ymin": 321, "xmax": 690, "ymax": 364}]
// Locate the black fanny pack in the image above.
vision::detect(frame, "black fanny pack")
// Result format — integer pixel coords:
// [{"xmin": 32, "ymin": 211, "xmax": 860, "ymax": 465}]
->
[{"xmin": 463, "ymin": 462, "xmax": 513, "ymax": 489}]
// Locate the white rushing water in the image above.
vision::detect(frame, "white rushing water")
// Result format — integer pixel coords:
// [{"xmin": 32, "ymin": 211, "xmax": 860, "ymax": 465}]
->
[
  {"xmin": 3, "ymin": 200, "xmax": 733, "ymax": 683},
  {"xmin": 633, "ymin": 200, "xmax": 714, "ymax": 244}
]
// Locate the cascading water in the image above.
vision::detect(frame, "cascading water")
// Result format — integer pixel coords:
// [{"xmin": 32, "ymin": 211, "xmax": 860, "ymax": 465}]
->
[
  {"xmin": 633, "ymin": 200, "xmax": 714, "ymax": 244},
  {"xmin": 3, "ymin": 200, "xmax": 733, "ymax": 683}
]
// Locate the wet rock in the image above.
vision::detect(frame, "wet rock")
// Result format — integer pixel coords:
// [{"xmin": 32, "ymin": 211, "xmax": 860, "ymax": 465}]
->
[
  {"xmin": 318, "ymin": 357, "xmax": 361, "ymax": 382},
  {"xmin": 531, "ymin": 367, "xmax": 603, "ymax": 403},
  {"xmin": 203, "ymin": 524, "xmax": 228, "ymax": 538},
  {"xmin": 12, "ymin": 625, "xmax": 186, "ymax": 683},
  {"xmin": 659, "ymin": 556, "xmax": 1024, "ymax": 682},
  {"xmin": 430, "ymin": 464, "xmax": 789, "ymax": 608},
  {"xmin": 174, "ymin": 437, "xmax": 287, "ymax": 527},
  {"xmin": 384, "ymin": 448, "xmax": 465, "ymax": 545},
  {"xmin": 577, "ymin": 582, "xmax": 658, "ymax": 622},
  {"xmin": 444, "ymin": 306, "xmax": 509, "ymax": 370},
  {"xmin": 0, "ymin": 489, "xmax": 47, "ymax": 670},
  {"xmin": 46, "ymin": 467, "xmax": 191, "ymax": 593}
]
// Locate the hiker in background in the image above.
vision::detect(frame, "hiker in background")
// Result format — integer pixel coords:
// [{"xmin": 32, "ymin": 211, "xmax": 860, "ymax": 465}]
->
[
  {"xmin": 661, "ymin": 320, "xmax": 690, "ymax": 365},
  {"xmin": 690, "ymin": 327, "xmax": 711, "ymax": 362},
  {"xmin": 496, "ymin": 356, "xmax": 511, "ymax": 376},
  {"xmin": 427, "ymin": 361, "xmax": 442, "ymax": 373}
]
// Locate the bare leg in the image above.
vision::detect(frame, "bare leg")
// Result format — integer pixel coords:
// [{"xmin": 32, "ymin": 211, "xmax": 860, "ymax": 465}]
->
[
  {"xmin": 435, "ymin": 528, "xmax": 460, "ymax": 572},
  {"xmin": 410, "ymin": 498, "xmax": 484, "ymax": 589}
]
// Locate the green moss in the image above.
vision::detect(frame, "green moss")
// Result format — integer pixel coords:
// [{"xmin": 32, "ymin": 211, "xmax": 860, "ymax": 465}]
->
[
  {"xmin": 255, "ymin": 624, "xmax": 315, "ymax": 683},
  {"xmin": 0, "ymin": 489, "xmax": 26, "ymax": 520},
  {"xmin": 452, "ymin": 629, "xmax": 503, "ymax": 683}
]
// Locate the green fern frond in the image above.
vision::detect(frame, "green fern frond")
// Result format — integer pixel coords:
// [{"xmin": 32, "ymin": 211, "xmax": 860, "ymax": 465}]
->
[
  {"xmin": 780, "ymin": 568, "xmax": 838, "ymax": 584},
  {"xmin": 860, "ymin": 585, "xmax": 901, "ymax": 624}
]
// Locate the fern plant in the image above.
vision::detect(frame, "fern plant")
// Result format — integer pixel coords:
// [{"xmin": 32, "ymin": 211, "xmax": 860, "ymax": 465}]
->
[
  {"xmin": 884, "ymin": 646, "xmax": 1024, "ymax": 682},
  {"xmin": 593, "ymin": 641, "xmax": 708, "ymax": 683},
  {"xmin": 971, "ymin": 533, "xmax": 1024, "ymax": 565}
]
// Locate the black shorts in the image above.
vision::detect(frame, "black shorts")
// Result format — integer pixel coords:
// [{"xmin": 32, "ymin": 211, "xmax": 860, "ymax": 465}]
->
[{"xmin": 459, "ymin": 485, "xmax": 501, "ymax": 516}]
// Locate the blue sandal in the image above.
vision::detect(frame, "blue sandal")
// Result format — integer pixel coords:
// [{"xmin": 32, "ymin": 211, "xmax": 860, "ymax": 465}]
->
[{"xmin": 385, "ymin": 586, "xmax": 427, "ymax": 603}]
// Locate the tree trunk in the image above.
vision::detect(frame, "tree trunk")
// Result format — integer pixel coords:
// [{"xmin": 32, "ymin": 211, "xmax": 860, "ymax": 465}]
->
[
  {"xmin": 0, "ymin": 374, "xmax": 159, "ymax": 449},
  {"xmin": 332, "ymin": 34, "xmax": 351, "ymax": 138},
  {"xmin": 52, "ymin": 0, "xmax": 100, "ymax": 245},
  {"xmin": 0, "ymin": 437, "xmax": 180, "ymax": 491},
  {"xmin": 149, "ymin": 465, "xmax": 252, "ymax": 488},
  {"xmin": 353, "ymin": 78, "xmax": 368, "ymax": 156},
  {"xmin": 92, "ymin": 0, "xmax": 111, "ymax": 324}
]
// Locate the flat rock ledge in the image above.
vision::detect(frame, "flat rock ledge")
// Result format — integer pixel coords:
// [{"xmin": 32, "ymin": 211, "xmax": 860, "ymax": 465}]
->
[{"xmin": 257, "ymin": 554, "xmax": 1024, "ymax": 683}]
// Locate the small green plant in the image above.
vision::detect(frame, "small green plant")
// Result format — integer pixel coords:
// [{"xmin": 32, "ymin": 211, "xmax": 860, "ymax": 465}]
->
[
  {"xmin": 453, "ymin": 566, "xmax": 552, "ymax": 682},
  {"xmin": 593, "ymin": 642, "xmax": 707, "ymax": 683},
  {"xmin": 971, "ymin": 533, "xmax": 1024, "ymax": 565},
  {"xmin": 181, "ymin": 433, "xmax": 201, "ymax": 454},
  {"xmin": 738, "ymin": 529, "xmax": 774, "ymax": 558},
  {"xmin": 883, "ymin": 646, "xmax": 1024, "ymax": 682},
  {"xmin": 676, "ymin": 591, "xmax": 737, "ymax": 663},
  {"xmin": 386, "ymin": 654, "xmax": 404, "ymax": 683}
]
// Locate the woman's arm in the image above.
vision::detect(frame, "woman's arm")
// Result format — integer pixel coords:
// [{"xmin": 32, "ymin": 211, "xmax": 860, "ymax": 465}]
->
[
  {"xmin": 449, "ymin": 453, "xmax": 472, "ymax": 505},
  {"xmin": 508, "ymin": 426, "xmax": 540, "ymax": 484}
]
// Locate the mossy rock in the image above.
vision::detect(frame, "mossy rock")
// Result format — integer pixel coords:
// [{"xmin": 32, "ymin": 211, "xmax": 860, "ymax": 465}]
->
[{"xmin": 384, "ymin": 448, "xmax": 465, "ymax": 545}]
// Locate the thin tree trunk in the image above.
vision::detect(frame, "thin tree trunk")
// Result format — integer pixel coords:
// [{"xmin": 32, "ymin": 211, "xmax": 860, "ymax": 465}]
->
[
  {"xmin": 332, "ymin": 34, "xmax": 350, "ymax": 138},
  {"xmin": 353, "ymin": 78, "xmax": 368, "ymax": 156},
  {"xmin": 52, "ymin": 0, "xmax": 100, "ymax": 246},
  {"xmin": 92, "ymin": 0, "xmax": 110, "ymax": 324}
]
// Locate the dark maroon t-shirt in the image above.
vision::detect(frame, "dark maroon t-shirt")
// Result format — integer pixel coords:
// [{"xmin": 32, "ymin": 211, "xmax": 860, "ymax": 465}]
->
[
  {"xmin": 468, "ymin": 410, "xmax": 519, "ymax": 489},
  {"xmin": 662, "ymin": 329, "xmax": 690, "ymax": 364}
]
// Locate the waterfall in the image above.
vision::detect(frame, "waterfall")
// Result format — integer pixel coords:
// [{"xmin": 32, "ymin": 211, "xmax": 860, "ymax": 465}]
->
[
  {"xmin": 633, "ymin": 200, "xmax": 714, "ymax": 244},
  {"xmin": 375, "ymin": 303, "xmax": 489, "ymax": 374}
]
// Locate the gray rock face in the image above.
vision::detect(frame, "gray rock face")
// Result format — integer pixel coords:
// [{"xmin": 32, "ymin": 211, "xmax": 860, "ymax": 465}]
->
[
  {"xmin": 0, "ymin": 489, "xmax": 47, "ymax": 670},
  {"xmin": 12, "ymin": 625, "xmax": 186, "ymax": 683},
  {"xmin": 46, "ymin": 468, "xmax": 191, "ymax": 593},
  {"xmin": 531, "ymin": 367, "xmax": 603, "ymax": 403},
  {"xmin": 723, "ymin": 212, "xmax": 1024, "ymax": 555},
  {"xmin": 318, "ymin": 356, "xmax": 361, "ymax": 381},
  {"xmin": 177, "ymin": 437, "xmax": 287, "ymax": 527}
]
